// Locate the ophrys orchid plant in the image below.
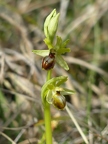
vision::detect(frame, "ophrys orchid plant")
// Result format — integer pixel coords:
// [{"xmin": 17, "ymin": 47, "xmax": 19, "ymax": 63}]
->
[{"xmin": 32, "ymin": 9, "xmax": 78, "ymax": 144}]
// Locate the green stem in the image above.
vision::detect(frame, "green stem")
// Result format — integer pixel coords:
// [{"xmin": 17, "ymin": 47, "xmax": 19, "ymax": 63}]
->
[
  {"xmin": 47, "ymin": 69, "xmax": 52, "ymax": 81},
  {"xmin": 44, "ymin": 70, "xmax": 52, "ymax": 144}
]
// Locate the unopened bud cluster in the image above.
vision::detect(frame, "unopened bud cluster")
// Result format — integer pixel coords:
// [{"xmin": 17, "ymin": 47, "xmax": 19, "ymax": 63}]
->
[{"xmin": 44, "ymin": 9, "xmax": 59, "ymax": 42}]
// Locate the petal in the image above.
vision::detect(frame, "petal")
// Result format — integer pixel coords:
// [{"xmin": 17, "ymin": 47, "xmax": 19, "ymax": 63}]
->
[
  {"xmin": 52, "ymin": 94, "xmax": 66, "ymax": 110},
  {"xmin": 60, "ymin": 88, "xmax": 75, "ymax": 95},
  {"xmin": 46, "ymin": 90, "xmax": 53, "ymax": 104}
]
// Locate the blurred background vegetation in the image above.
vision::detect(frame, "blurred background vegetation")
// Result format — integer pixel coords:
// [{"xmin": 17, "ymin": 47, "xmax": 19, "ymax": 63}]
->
[{"xmin": 0, "ymin": 0, "xmax": 108, "ymax": 144}]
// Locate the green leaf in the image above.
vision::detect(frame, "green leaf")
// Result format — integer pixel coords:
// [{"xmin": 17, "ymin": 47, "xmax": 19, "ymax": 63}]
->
[
  {"xmin": 56, "ymin": 55, "xmax": 69, "ymax": 70},
  {"xmin": 32, "ymin": 50, "xmax": 49, "ymax": 57}
]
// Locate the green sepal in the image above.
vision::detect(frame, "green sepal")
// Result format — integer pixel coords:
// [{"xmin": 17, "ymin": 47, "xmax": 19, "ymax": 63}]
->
[
  {"xmin": 54, "ymin": 36, "xmax": 70, "ymax": 54},
  {"xmin": 56, "ymin": 55, "xmax": 69, "ymax": 71},
  {"xmin": 57, "ymin": 47, "xmax": 71, "ymax": 55},
  {"xmin": 55, "ymin": 36, "xmax": 62, "ymax": 49},
  {"xmin": 62, "ymin": 39, "xmax": 70, "ymax": 48},
  {"xmin": 32, "ymin": 50, "xmax": 49, "ymax": 57}
]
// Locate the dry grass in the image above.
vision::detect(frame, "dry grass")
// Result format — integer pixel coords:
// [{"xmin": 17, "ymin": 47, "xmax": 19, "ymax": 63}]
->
[{"xmin": 0, "ymin": 0, "xmax": 108, "ymax": 144}]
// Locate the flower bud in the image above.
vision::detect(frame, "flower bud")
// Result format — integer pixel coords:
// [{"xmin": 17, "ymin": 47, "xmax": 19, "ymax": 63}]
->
[
  {"xmin": 44, "ymin": 9, "xmax": 56, "ymax": 37},
  {"xmin": 48, "ymin": 13, "xmax": 59, "ymax": 40},
  {"xmin": 44, "ymin": 9, "xmax": 60, "ymax": 41},
  {"xmin": 42, "ymin": 53, "xmax": 55, "ymax": 70},
  {"xmin": 52, "ymin": 91, "xmax": 66, "ymax": 110}
]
